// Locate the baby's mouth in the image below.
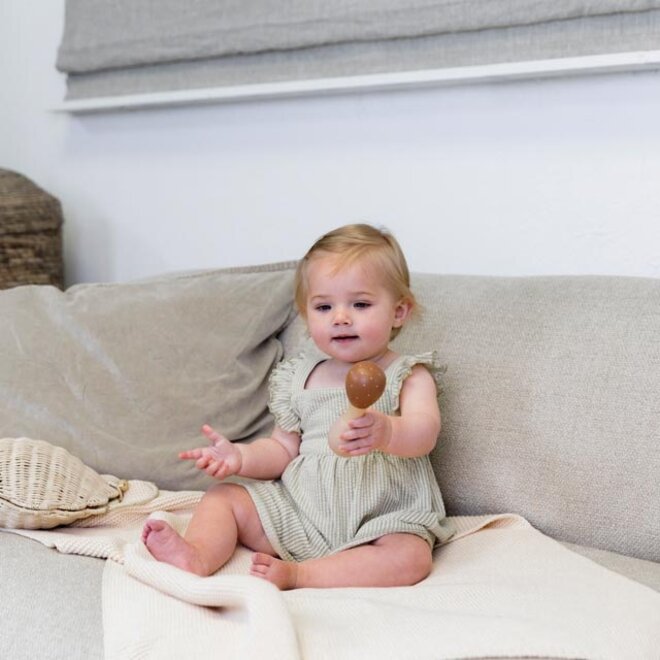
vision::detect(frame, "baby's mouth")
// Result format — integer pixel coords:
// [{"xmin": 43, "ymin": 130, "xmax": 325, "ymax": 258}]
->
[{"xmin": 332, "ymin": 335, "xmax": 359, "ymax": 343}]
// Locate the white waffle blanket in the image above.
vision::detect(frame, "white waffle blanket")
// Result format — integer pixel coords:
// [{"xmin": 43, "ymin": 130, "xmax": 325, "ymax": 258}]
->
[{"xmin": 9, "ymin": 482, "xmax": 660, "ymax": 660}]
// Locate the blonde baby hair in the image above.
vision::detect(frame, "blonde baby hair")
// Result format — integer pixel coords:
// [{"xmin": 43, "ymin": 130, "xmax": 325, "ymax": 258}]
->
[{"xmin": 294, "ymin": 223, "xmax": 416, "ymax": 339}]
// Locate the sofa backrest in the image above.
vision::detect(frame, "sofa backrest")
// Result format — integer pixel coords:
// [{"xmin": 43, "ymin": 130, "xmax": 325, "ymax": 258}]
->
[
  {"xmin": 2, "ymin": 264, "xmax": 657, "ymax": 561},
  {"xmin": 284, "ymin": 273, "xmax": 660, "ymax": 562}
]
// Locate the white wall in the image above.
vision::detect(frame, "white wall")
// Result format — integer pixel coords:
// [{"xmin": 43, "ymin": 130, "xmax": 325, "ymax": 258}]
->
[{"xmin": 2, "ymin": 1, "xmax": 660, "ymax": 285}]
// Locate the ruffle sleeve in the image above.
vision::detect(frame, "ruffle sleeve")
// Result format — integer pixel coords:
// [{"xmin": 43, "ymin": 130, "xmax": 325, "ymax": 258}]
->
[
  {"xmin": 268, "ymin": 355, "xmax": 304, "ymax": 433},
  {"xmin": 388, "ymin": 351, "xmax": 447, "ymax": 410}
]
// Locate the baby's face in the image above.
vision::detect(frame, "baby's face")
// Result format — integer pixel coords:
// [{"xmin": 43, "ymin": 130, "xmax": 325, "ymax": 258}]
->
[{"xmin": 304, "ymin": 256, "xmax": 410, "ymax": 364}]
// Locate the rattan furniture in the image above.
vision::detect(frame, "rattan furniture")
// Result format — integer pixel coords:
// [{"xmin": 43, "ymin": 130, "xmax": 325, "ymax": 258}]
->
[{"xmin": 0, "ymin": 169, "xmax": 64, "ymax": 289}]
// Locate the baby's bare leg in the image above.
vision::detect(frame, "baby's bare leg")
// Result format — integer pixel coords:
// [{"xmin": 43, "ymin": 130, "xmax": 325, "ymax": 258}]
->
[
  {"xmin": 143, "ymin": 483, "xmax": 275, "ymax": 576},
  {"xmin": 250, "ymin": 533, "xmax": 432, "ymax": 590}
]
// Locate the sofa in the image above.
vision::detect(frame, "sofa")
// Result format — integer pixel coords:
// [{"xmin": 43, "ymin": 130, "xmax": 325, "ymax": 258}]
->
[{"xmin": 1, "ymin": 261, "xmax": 659, "ymax": 659}]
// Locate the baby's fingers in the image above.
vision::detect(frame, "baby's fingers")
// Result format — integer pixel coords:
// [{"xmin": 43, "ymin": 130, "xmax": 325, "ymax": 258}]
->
[
  {"xmin": 179, "ymin": 448, "xmax": 204, "ymax": 460},
  {"xmin": 195, "ymin": 454, "xmax": 216, "ymax": 471},
  {"xmin": 340, "ymin": 441, "xmax": 372, "ymax": 456},
  {"xmin": 348, "ymin": 414, "xmax": 373, "ymax": 429},
  {"xmin": 202, "ymin": 459, "xmax": 231, "ymax": 479},
  {"xmin": 201, "ymin": 424, "xmax": 226, "ymax": 445},
  {"xmin": 340, "ymin": 427, "xmax": 369, "ymax": 441}
]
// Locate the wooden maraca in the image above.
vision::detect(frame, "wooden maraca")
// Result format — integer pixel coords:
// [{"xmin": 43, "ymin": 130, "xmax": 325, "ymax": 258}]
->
[{"xmin": 328, "ymin": 361, "xmax": 387, "ymax": 456}]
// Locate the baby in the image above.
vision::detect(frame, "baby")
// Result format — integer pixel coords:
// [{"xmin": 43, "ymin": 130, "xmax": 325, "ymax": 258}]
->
[{"xmin": 142, "ymin": 223, "xmax": 453, "ymax": 589}]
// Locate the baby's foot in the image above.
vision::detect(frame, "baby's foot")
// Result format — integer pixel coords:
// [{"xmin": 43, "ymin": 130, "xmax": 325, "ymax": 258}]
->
[
  {"xmin": 141, "ymin": 519, "xmax": 206, "ymax": 575},
  {"xmin": 250, "ymin": 553, "xmax": 298, "ymax": 590}
]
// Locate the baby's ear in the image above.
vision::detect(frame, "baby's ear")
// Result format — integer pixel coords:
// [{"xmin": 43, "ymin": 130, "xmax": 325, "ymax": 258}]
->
[{"xmin": 392, "ymin": 299, "xmax": 413, "ymax": 328}]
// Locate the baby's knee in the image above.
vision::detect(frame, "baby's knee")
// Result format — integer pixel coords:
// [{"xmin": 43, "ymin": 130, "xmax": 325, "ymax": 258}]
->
[
  {"xmin": 203, "ymin": 482, "xmax": 256, "ymax": 522},
  {"xmin": 204, "ymin": 482, "xmax": 244, "ymax": 502},
  {"xmin": 378, "ymin": 534, "xmax": 433, "ymax": 585},
  {"xmin": 404, "ymin": 539, "xmax": 433, "ymax": 585}
]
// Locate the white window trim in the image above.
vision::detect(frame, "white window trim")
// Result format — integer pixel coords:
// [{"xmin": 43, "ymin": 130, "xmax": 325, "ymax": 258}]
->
[{"xmin": 53, "ymin": 49, "xmax": 660, "ymax": 114}]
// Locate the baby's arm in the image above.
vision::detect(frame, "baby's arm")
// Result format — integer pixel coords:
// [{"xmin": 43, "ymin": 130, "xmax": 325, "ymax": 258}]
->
[
  {"xmin": 339, "ymin": 365, "xmax": 440, "ymax": 458},
  {"xmin": 180, "ymin": 424, "xmax": 301, "ymax": 480}
]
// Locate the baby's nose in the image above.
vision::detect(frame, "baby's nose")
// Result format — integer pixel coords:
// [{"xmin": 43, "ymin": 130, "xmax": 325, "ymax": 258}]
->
[{"xmin": 333, "ymin": 309, "xmax": 351, "ymax": 325}]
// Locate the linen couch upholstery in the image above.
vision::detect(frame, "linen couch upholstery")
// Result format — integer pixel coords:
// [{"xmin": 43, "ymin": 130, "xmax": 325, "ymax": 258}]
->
[{"xmin": 1, "ymin": 262, "xmax": 659, "ymax": 658}]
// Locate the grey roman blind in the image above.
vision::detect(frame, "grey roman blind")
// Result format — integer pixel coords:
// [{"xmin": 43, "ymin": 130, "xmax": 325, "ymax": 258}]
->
[{"xmin": 57, "ymin": 0, "xmax": 660, "ymax": 100}]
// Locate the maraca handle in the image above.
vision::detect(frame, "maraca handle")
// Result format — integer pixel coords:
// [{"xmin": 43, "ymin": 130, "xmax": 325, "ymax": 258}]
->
[
  {"xmin": 346, "ymin": 403, "xmax": 366, "ymax": 419},
  {"xmin": 328, "ymin": 405, "xmax": 368, "ymax": 455}
]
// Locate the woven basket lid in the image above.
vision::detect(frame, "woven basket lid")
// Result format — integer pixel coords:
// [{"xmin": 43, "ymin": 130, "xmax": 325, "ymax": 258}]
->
[
  {"xmin": 0, "ymin": 169, "xmax": 63, "ymax": 236},
  {"xmin": 0, "ymin": 437, "xmax": 128, "ymax": 530}
]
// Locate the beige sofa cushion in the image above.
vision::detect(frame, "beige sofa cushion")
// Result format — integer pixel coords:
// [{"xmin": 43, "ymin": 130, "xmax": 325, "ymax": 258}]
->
[
  {"xmin": 0, "ymin": 263, "xmax": 295, "ymax": 491},
  {"xmin": 1, "ymin": 533, "xmax": 103, "ymax": 659},
  {"xmin": 392, "ymin": 274, "xmax": 660, "ymax": 563},
  {"xmin": 564, "ymin": 542, "xmax": 660, "ymax": 593}
]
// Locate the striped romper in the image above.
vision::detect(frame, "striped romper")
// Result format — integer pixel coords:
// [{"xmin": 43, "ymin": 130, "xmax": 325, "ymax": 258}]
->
[{"xmin": 243, "ymin": 350, "xmax": 454, "ymax": 562}]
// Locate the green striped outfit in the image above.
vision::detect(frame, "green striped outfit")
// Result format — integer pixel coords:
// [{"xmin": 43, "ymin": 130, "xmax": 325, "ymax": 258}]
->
[{"xmin": 244, "ymin": 350, "xmax": 454, "ymax": 562}]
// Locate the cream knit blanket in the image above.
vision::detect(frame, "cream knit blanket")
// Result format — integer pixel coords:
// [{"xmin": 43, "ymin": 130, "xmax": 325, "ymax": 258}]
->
[{"xmin": 10, "ymin": 481, "xmax": 660, "ymax": 660}]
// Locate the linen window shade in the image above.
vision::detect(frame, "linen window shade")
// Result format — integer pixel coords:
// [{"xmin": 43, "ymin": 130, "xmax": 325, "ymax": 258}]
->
[{"xmin": 57, "ymin": 0, "xmax": 660, "ymax": 102}]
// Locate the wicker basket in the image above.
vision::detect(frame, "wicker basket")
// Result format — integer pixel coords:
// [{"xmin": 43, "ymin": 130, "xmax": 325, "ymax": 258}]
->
[
  {"xmin": 0, "ymin": 437, "xmax": 129, "ymax": 529},
  {"xmin": 0, "ymin": 169, "xmax": 64, "ymax": 289}
]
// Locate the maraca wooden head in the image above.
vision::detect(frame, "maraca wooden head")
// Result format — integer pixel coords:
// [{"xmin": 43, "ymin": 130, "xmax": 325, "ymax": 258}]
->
[{"xmin": 345, "ymin": 361, "xmax": 386, "ymax": 410}]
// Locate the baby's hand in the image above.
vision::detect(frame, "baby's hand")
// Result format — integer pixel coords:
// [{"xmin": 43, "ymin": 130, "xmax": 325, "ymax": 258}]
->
[
  {"xmin": 339, "ymin": 411, "xmax": 392, "ymax": 456},
  {"xmin": 179, "ymin": 424, "xmax": 243, "ymax": 479}
]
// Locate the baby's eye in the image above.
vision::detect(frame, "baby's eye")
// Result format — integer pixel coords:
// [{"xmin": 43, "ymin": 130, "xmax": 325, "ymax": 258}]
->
[
  {"xmin": 354, "ymin": 301, "xmax": 371, "ymax": 309},
  {"xmin": 315, "ymin": 304, "xmax": 331, "ymax": 312}
]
